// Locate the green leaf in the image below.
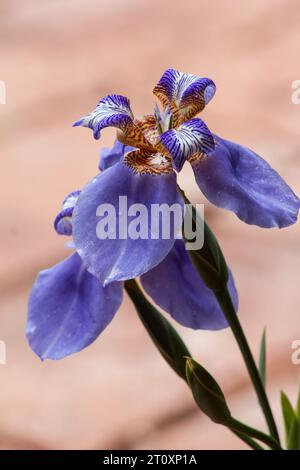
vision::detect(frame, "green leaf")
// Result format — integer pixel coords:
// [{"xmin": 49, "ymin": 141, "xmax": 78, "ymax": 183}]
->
[
  {"xmin": 281, "ymin": 391, "xmax": 298, "ymax": 448},
  {"xmin": 258, "ymin": 328, "xmax": 266, "ymax": 387},
  {"xmin": 296, "ymin": 382, "xmax": 300, "ymax": 419},
  {"xmin": 185, "ymin": 357, "xmax": 231, "ymax": 424},
  {"xmin": 287, "ymin": 414, "xmax": 300, "ymax": 450},
  {"xmin": 125, "ymin": 279, "xmax": 190, "ymax": 380},
  {"xmin": 181, "ymin": 193, "xmax": 228, "ymax": 291},
  {"xmin": 281, "ymin": 391, "xmax": 295, "ymax": 438},
  {"xmin": 296, "ymin": 384, "xmax": 300, "ymax": 449}
]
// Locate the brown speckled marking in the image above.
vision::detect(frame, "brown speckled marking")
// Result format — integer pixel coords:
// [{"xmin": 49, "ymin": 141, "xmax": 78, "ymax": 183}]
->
[
  {"xmin": 188, "ymin": 152, "xmax": 206, "ymax": 165},
  {"xmin": 153, "ymin": 85, "xmax": 206, "ymax": 128},
  {"xmin": 124, "ymin": 149, "xmax": 173, "ymax": 175}
]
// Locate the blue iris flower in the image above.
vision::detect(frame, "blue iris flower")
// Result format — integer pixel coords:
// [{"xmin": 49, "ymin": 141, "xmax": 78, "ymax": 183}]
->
[
  {"xmin": 27, "ymin": 68, "xmax": 298, "ymax": 360},
  {"xmin": 27, "ymin": 143, "xmax": 238, "ymax": 359}
]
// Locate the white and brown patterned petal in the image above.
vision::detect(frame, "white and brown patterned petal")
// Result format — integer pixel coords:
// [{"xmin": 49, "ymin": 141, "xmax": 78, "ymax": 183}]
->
[
  {"xmin": 124, "ymin": 148, "xmax": 173, "ymax": 175},
  {"xmin": 117, "ymin": 124, "xmax": 152, "ymax": 150},
  {"xmin": 134, "ymin": 115, "xmax": 160, "ymax": 146},
  {"xmin": 160, "ymin": 118, "xmax": 215, "ymax": 172},
  {"xmin": 187, "ymin": 152, "xmax": 206, "ymax": 165},
  {"xmin": 73, "ymin": 94, "xmax": 134, "ymax": 140},
  {"xmin": 153, "ymin": 69, "xmax": 216, "ymax": 126}
]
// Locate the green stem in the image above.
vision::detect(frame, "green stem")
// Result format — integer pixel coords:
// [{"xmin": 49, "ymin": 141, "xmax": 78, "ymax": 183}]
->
[
  {"xmin": 126, "ymin": 281, "xmax": 276, "ymax": 450},
  {"xmin": 229, "ymin": 418, "xmax": 282, "ymax": 450},
  {"xmin": 179, "ymin": 187, "xmax": 280, "ymax": 444},
  {"xmin": 231, "ymin": 430, "xmax": 265, "ymax": 450},
  {"xmin": 214, "ymin": 287, "xmax": 280, "ymax": 444}
]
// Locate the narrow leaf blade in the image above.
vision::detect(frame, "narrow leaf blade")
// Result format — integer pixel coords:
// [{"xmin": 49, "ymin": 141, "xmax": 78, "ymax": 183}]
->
[
  {"xmin": 287, "ymin": 415, "xmax": 300, "ymax": 450},
  {"xmin": 296, "ymin": 381, "xmax": 300, "ymax": 419},
  {"xmin": 258, "ymin": 328, "xmax": 266, "ymax": 387},
  {"xmin": 281, "ymin": 391, "xmax": 297, "ymax": 447}
]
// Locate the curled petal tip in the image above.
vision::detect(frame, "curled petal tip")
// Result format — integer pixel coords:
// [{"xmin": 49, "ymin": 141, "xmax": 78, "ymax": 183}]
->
[
  {"xmin": 54, "ymin": 207, "xmax": 73, "ymax": 236},
  {"xmin": 93, "ymin": 130, "xmax": 101, "ymax": 140},
  {"xmin": 54, "ymin": 190, "xmax": 81, "ymax": 236},
  {"xmin": 72, "ymin": 119, "xmax": 83, "ymax": 127}
]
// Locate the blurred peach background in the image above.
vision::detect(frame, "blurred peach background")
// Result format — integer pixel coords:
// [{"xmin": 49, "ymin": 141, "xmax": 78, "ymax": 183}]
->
[{"xmin": 0, "ymin": 0, "xmax": 300, "ymax": 450}]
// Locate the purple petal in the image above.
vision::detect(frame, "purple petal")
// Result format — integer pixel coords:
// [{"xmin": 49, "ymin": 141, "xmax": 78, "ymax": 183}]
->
[
  {"xmin": 141, "ymin": 239, "xmax": 238, "ymax": 330},
  {"xmin": 154, "ymin": 69, "xmax": 216, "ymax": 118},
  {"xmin": 99, "ymin": 139, "xmax": 135, "ymax": 171},
  {"xmin": 192, "ymin": 135, "xmax": 300, "ymax": 228},
  {"xmin": 54, "ymin": 190, "xmax": 81, "ymax": 236},
  {"xmin": 72, "ymin": 161, "xmax": 184, "ymax": 285},
  {"xmin": 160, "ymin": 118, "xmax": 215, "ymax": 172},
  {"xmin": 27, "ymin": 253, "xmax": 123, "ymax": 360},
  {"xmin": 73, "ymin": 94, "xmax": 133, "ymax": 140}
]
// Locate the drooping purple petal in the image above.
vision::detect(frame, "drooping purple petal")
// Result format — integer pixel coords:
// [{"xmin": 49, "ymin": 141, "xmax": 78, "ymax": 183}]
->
[
  {"xmin": 160, "ymin": 118, "xmax": 215, "ymax": 172},
  {"xmin": 141, "ymin": 239, "xmax": 238, "ymax": 330},
  {"xmin": 192, "ymin": 135, "xmax": 300, "ymax": 228},
  {"xmin": 99, "ymin": 139, "xmax": 135, "ymax": 171},
  {"xmin": 27, "ymin": 253, "xmax": 123, "ymax": 360},
  {"xmin": 153, "ymin": 68, "xmax": 216, "ymax": 120},
  {"xmin": 54, "ymin": 190, "xmax": 81, "ymax": 235},
  {"xmin": 72, "ymin": 161, "xmax": 184, "ymax": 285},
  {"xmin": 73, "ymin": 94, "xmax": 134, "ymax": 140}
]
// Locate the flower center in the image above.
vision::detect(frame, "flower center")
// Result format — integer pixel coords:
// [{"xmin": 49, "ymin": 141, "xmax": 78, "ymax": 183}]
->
[{"xmin": 154, "ymin": 103, "xmax": 172, "ymax": 134}]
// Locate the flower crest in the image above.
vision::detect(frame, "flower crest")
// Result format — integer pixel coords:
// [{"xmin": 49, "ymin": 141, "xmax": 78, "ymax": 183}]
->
[{"xmin": 74, "ymin": 68, "xmax": 216, "ymax": 172}]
